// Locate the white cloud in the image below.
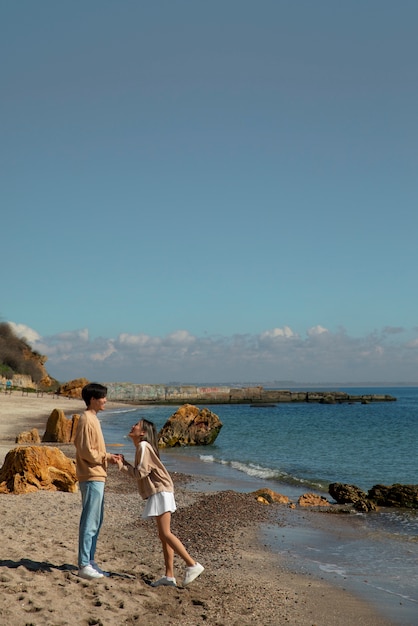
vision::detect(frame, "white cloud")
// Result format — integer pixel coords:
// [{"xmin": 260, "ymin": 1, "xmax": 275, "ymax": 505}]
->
[
  {"xmin": 260, "ymin": 326, "xmax": 297, "ymax": 340},
  {"xmin": 165, "ymin": 330, "xmax": 195, "ymax": 344},
  {"xmin": 56, "ymin": 329, "xmax": 89, "ymax": 342},
  {"xmin": 118, "ymin": 333, "xmax": 155, "ymax": 347},
  {"xmin": 8, "ymin": 321, "xmax": 418, "ymax": 384},
  {"xmin": 8, "ymin": 322, "xmax": 41, "ymax": 344},
  {"xmin": 91, "ymin": 341, "xmax": 117, "ymax": 362},
  {"xmin": 307, "ymin": 325, "xmax": 328, "ymax": 336},
  {"xmin": 359, "ymin": 345, "xmax": 384, "ymax": 358}
]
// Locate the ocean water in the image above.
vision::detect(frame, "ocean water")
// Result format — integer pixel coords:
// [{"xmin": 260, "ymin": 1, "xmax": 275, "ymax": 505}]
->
[{"xmin": 101, "ymin": 387, "xmax": 418, "ymax": 625}]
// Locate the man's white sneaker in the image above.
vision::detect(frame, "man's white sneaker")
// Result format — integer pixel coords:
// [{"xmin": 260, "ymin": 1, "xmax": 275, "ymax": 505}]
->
[
  {"xmin": 90, "ymin": 560, "xmax": 110, "ymax": 577},
  {"xmin": 183, "ymin": 562, "xmax": 204, "ymax": 586},
  {"xmin": 78, "ymin": 564, "xmax": 104, "ymax": 580}
]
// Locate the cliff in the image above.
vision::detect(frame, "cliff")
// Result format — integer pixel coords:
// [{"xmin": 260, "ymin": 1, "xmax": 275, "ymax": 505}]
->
[{"xmin": 0, "ymin": 322, "xmax": 56, "ymax": 390}]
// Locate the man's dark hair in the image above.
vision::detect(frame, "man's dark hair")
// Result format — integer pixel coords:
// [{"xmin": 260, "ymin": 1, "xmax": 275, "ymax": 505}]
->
[{"xmin": 81, "ymin": 382, "xmax": 108, "ymax": 407}]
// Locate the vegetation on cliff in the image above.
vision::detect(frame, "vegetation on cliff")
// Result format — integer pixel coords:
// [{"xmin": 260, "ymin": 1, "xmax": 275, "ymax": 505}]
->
[{"xmin": 0, "ymin": 322, "xmax": 54, "ymax": 387}]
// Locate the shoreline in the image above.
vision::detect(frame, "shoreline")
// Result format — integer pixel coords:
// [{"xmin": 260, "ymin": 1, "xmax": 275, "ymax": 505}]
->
[{"xmin": 0, "ymin": 395, "xmax": 397, "ymax": 625}]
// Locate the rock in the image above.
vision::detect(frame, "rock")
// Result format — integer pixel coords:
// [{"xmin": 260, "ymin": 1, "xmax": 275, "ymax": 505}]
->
[
  {"xmin": 353, "ymin": 499, "xmax": 378, "ymax": 512},
  {"xmin": 38, "ymin": 374, "xmax": 57, "ymax": 391},
  {"xmin": 329, "ymin": 482, "xmax": 368, "ymax": 504},
  {"xmin": 158, "ymin": 404, "xmax": 223, "ymax": 447},
  {"xmin": 368, "ymin": 484, "xmax": 418, "ymax": 509},
  {"xmin": 298, "ymin": 493, "xmax": 331, "ymax": 507},
  {"xmin": 15, "ymin": 428, "xmax": 41, "ymax": 444},
  {"xmin": 56, "ymin": 377, "xmax": 89, "ymax": 399},
  {"xmin": 329, "ymin": 482, "xmax": 418, "ymax": 510},
  {"xmin": 319, "ymin": 395, "xmax": 337, "ymax": 404},
  {"xmin": 0, "ymin": 446, "xmax": 77, "ymax": 494},
  {"xmin": 256, "ymin": 496, "xmax": 270, "ymax": 504},
  {"xmin": 251, "ymin": 488, "xmax": 289, "ymax": 505},
  {"xmin": 42, "ymin": 409, "xmax": 80, "ymax": 443}
]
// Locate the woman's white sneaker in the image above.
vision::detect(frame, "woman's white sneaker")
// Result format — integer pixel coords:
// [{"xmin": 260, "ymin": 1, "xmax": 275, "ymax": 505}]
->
[
  {"xmin": 183, "ymin": 562, "xmax": 204, "ymax": 586},
  {"xmin": 151, "ymin": 576, "xmax": 177, "ymax": 587}
]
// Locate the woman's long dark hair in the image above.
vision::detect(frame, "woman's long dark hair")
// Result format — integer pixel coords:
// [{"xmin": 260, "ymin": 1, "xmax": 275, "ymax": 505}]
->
[{"xmin": 140, "ymin": 419, "xmax": 160, "ymax": 458}]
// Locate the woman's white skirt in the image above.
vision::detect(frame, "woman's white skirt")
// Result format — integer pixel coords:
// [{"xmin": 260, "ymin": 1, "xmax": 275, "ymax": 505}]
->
[{"xmin": 142, "ymin": 491, "xmax": 177, "ymax": 519}]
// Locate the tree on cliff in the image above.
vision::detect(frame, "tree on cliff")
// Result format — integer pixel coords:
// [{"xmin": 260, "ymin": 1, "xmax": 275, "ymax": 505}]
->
[{"xmin": 0, "ymin": 322, "xmax": 46, "ymax": 384}]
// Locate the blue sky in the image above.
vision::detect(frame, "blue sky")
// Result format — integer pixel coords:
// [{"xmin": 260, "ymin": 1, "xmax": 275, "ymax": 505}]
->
[{"xmin": 2, "ymin": 1, "xmax": 418, "ymax": 385}]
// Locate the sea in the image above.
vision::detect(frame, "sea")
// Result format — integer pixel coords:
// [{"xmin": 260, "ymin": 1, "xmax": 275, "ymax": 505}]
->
[{"xmin": 100, "ymin": 386, "xmax": 418, "ymax": 625}]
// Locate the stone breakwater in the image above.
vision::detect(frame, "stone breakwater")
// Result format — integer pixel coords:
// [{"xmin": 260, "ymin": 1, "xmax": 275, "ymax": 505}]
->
[{"xmin": 104, "ymin": 383, "xmax": 396, "ymax": 405}]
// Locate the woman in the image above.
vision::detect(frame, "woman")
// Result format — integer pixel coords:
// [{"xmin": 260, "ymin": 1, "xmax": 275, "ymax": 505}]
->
[{"xmin": 117, "ymin": 418, "xmax": 204, "ymax": 587}]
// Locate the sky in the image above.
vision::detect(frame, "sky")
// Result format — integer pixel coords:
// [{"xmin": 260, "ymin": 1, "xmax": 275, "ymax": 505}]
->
[{"xmin": 2, "ymin": 1, "xmax": 418, "ymax": 385}]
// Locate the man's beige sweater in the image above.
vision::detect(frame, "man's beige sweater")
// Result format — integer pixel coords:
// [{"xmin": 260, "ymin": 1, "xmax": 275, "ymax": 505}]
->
[{"xmin": 74, "ymin": 410, "xmax": 111, "ymax": 482}]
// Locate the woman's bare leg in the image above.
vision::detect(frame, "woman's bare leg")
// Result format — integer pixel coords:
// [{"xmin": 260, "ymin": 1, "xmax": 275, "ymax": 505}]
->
[
  {"xmin": 160, "ymin": 531, "xmax": 175, "ymax": 578},
  {"xmin": 156, "ymin": 512, "xmax": 196, "ymax": 574}
]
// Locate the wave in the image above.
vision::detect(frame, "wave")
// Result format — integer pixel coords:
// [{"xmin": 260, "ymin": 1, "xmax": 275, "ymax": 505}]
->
[
  {"xmin": 198, "ymin": 453, "xmax": 328, "ymax": 492},
  {"xmin": 106, "ymin": 406, "xmax": 139, "ymax": 416}
]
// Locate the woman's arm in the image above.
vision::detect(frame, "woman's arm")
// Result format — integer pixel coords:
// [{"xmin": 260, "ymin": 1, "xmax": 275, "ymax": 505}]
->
[{"xmin": 118, "ymin": 442, "xmax": 151, "ymax": 479}]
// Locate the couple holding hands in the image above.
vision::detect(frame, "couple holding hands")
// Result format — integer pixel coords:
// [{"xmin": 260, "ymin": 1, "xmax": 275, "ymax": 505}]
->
[{"xmin": 74, "ymin": 383, "xmax": 204, "ymax": 587}]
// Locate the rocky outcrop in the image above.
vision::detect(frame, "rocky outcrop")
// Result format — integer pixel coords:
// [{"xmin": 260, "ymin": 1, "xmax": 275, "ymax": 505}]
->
[
  {"xmin": 329, "ymin": 482, "xmax": 418, "ymax": 510},
  {"xmin": 15, "ymin": 428, "xmax": 41, "ymax": 444},
  {"xmin": 158, "ymin": 404, "xmax": 223, "ymax": 447},
  {"xmin": 0, "ymin": 446, "xmax": 77, "ymax": 494},
  {"xmin": 329, "ymin": 482, "xmax": 368, "ymax": 504},
  {"xmin": 329, "ymin": 482, "xmax": 378, "ymax": 511},
  {"xmin": 251, "ymin": 487, "xmax": 289, "ymax": 505},
  {"xmin": 368, "ymin": 484, "xmax": 418, "ymax": 509},
  {"xmin": 329, "ymin": 482, "xmax": 377, "ymax": 511},
  {"xmin": 56, "ymin": 377, "xmax": 89, "ymax": 399},
  {"xmin": 353, "ymin": 499, "xmax": 378, "ymax": 512},
  {"xmin": 42, "ymin": 408, "xmax": 80, "ymax": 443},
  {"xmin": 298, "ymin": 493, "xmax": 331, "ymax": 507}
]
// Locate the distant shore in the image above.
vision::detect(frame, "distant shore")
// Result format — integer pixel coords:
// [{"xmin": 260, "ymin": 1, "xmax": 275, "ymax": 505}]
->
[
  {"xmin": 0, "ymin": 393, "xmax": 395, "ymax": 625},
  {"xmin": 104, "ymin": 381, "xmax": 397, "ymax": 405}
]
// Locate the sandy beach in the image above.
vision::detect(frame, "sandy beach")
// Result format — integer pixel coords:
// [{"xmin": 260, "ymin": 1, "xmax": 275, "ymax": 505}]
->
[{"xmin": 0, "ymin": 393, "xmax": 396, "ymax": 626}]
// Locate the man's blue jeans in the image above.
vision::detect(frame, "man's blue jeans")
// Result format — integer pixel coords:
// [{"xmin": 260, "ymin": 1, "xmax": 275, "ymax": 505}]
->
[{"xmin": 78, "ymin": 481, "xmax": 105, "ymax": 568}]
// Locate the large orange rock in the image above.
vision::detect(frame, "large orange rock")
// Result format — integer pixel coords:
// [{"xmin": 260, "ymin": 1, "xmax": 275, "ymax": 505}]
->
[
  {"xmin": 56, "ymin": 377, "xmax": 89, "ymax": 399},
  {"xmin": 158, "ymin": 404, "xmax": 223, "ymax": 447},
  {"xmin": 0, "ymin": 446, "xmax": 77, "ymax": 494},
  {"xmin": 42, "ymin": 409, "xmax": 80, "ymax": 443}
]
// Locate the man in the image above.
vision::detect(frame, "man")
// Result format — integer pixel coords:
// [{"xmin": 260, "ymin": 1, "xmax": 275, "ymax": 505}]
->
[{"xmin": 74, "ymin": 382, "xmax": 119, "ymax": 580}]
